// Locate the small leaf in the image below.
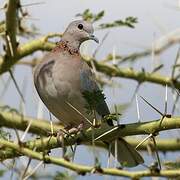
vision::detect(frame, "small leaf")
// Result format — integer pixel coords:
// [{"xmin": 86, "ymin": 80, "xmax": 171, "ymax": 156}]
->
[
  {"xmin": 99, "ymin": 16, "xmax": 138, "ymax": 29},
  {"xmin": 76, "ymin": 9, "xmax": 105, "ymax": 22},
  {"xmin": 93, "ymin": 10, "xmax": 105, "ymax": 22}
]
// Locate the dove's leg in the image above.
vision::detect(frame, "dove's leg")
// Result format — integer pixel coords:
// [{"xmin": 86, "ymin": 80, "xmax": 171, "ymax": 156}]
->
[
  {"xmin": 57, "ymin": 121, "xmax": 85, "ymax": 159},
  {"xmin": 57, "ymin": 121, "xmax": 84, "ymax": 148}
]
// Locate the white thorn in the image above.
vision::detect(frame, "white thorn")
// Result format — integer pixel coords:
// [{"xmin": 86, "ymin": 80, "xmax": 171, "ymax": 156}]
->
[
  {"xmin": 136, "ymin": 94, "xmax": 140, "ymax": 122},
  {"xmin": 165, "ymin": 84, "xmax": 168, "ymax": 114},
  {"xmin": 95, "ymin": 126, "xmax": 118, "ymax": 141},
  {"xmin": 135, "ymin": 134, "xmax": 153, "ymax": 149},
  {"xmin": 49, "ymin": 112, "xmax": 54, "ymax": 135},
  {"xmin": 112, "ymin": 46, "xmax": 116, "ymax": 65},
  {"xmin": 20, "ymin": 120, "xmax": 32, "ymax": 141}
]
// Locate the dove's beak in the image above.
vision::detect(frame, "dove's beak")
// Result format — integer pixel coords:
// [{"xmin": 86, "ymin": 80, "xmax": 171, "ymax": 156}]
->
[{"xmin": 89, "ymin": 34, "xmax": 99, "ymax": 43}]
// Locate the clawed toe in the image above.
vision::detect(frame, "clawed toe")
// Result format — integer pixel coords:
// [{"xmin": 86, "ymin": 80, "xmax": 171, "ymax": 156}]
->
[{"xmin": 56, "ymin": 122, "xmax": 84, "ymax": 160}]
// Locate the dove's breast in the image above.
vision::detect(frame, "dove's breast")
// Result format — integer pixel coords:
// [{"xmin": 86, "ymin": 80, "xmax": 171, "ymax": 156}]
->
[{"xmin": 34, "ymin": 52, "xmax": 92, "ymax": 128}]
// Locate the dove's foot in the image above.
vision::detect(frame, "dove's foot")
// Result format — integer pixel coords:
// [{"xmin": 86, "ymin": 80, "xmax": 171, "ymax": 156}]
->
[
  {"xmin": 67, "ymin": 122, "xmax": 84, "ymax": 134},
  {"xmin": 56, "ymin": 122, "xmax": 84, "ymax": 146},
  {"xmin": 56, "ymin": 122, "xmax": 84, "ymax": 160}
]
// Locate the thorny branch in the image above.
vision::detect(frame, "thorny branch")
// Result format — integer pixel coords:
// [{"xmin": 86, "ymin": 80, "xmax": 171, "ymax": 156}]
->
[
  {"xmin": 0, "ymin": 138, "xmax": 180, "ymax": 179},
  {"xmin": 0, "ymin": 110, "xmax": 179, "ymax": 158}
]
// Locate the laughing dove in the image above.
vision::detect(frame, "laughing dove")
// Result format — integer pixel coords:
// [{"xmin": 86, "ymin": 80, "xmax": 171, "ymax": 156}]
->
[{"xmin": 33, "ymin": 20, "xmax": 144, "ymax": 167}]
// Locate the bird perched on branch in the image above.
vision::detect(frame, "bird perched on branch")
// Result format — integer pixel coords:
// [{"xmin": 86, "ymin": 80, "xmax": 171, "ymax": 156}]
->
[{"xmin": 33, "ymin": 20, "xmax": 144, "ymax": 167}]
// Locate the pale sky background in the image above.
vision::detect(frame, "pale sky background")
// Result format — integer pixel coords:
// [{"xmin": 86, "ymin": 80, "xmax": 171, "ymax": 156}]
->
[{"xmin": 0, "ymin": 0, "xmax": 180, "ymax": 179}]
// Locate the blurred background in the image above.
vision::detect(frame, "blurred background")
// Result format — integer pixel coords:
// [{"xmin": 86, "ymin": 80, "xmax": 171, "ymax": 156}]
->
[{"xmin": 0, "ymin": 0, "xmax": 180, "ymax": 179}]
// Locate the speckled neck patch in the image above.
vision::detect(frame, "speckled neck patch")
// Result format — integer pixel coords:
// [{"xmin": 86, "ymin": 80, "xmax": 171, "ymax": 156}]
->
[{"xmin": 52, "ymin": 40, "xmax": 79, "ymax": 55}]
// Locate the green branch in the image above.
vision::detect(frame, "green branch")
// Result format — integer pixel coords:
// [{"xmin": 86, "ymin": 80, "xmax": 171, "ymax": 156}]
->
[
  {"xmin": 17, "ymin": 57, "xmax": 180, "ymax": 89},
  {"xmin": 0, "ymin": 110, "xmax": 180, "ymax": 138},
  {"xmin": 0, "ymin": 110, "xmax": 63, "ymax": 136},
  {"xmin": 92, "ymin": 60, "xmax": 180, "ymax": 89},
  {"xmin": 0, "ymin": 138, "xmax": 180, "ymax": 178},
  {"xmin": 0, "ymin": 110, "xmax": 179, "ymax": 161},
  {"xmin": 127, "ymin": 138, "xmax": 180, "ymax": 151},
  {"xmin": 5, "ymin": 0, "xmax": 18, "ymax": 57},
  {"xmin": 1, "ymin": 136, "xmax": 179, "ymax": 161}
]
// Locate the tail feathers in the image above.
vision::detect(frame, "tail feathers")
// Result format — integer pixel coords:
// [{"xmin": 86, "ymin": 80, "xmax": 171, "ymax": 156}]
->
[{"xmin": 111, "ymin": 138, "xmax": 144, "ymax": 167}]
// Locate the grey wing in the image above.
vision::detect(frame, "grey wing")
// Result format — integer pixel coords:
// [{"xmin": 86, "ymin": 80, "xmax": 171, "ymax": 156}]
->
[
  {"xmin": 34, "ymin": 53, "xmax": 55, "ymax": 88},
  {"xmin": 80, "ymin": 63, "xmax": 113, "ymax": 126},
  {"xmin": 34, "ymin": 57, "xmax": 55, "ymax": 94},
  {"xmin": 33, "ymin": 53, "xmax": 58, "ymax": 108}
]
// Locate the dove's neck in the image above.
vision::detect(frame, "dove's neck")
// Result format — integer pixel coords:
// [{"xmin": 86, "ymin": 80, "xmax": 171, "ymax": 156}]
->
[
  {"xmin": 59, "ymin": 35, "xmax": 81, "ymax": 54},
  {"xmin": 53, "ymin": 39, "xmax": 80, "ymax": 55}
]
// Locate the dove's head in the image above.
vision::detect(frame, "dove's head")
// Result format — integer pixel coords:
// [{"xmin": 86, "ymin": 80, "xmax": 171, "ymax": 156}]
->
[{"xmin": 61, "ymin": 20, "xmax": 99, "ymax": 50}]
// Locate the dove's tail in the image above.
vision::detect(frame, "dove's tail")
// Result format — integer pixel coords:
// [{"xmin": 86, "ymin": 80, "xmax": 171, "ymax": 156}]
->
[{"xmin": 110, "ymin": 138, "xmax": 144, "ymax": 167}]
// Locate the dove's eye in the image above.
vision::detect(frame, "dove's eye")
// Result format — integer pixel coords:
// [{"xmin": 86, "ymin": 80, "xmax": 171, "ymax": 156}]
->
[{"xmin": 78, "ymin": 24, "xmax": 83, "ymax": 30}]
